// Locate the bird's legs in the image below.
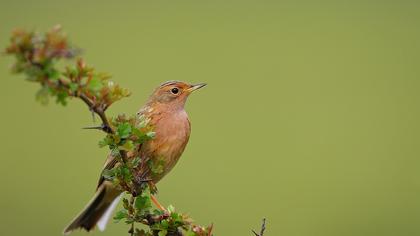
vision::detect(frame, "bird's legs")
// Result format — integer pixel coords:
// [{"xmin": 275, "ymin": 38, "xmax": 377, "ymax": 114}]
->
[
  {"xmin": 151, "ymin": 195, "xmax": 166, "ymax": 211},
  {"xmin": 146, "ymin": 180, "xmax": 166, "ymax": 211}
]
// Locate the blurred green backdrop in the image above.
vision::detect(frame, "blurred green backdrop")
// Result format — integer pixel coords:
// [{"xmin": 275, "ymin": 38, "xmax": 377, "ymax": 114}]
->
[{"xmin": 1, "ymin": 1, "xmax": 420, "ymax": 236}]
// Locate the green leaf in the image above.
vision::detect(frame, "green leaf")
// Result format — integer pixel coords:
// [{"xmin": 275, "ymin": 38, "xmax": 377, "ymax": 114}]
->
[
  {"xmin": 171, "ymin": 212, "xmax": 183, "ymax": 224},
  {"xmin": 135, "ymin": 228, "xmax": 153, "ymax": 236},
  {"xmin": 158, "ymin": 230, "xmax": 167, "ymax": 236},
  {"xmin": 119, "ymin": 166, "xmax": 132, "ymax": 182},
  {"xmin": 55, "ymin": 91, "xmax": 68, "ymax": 106},
  {"xmin": 125, "ymin": 218, "xmax": 134, "ymax": 224},
  {"xmin": 153, "ymin": 209, "xmax": 164, "ymax": 215},
  {"xmin": 117, "ymin": 122, "xmax": 132, "ymax": 139},
  {"xmin": 65, "ymin": 67, "xmax": 77, "ymax": 79},
  {"xmin": 131, "ymin": 128, "xmax": 144, "ymax": 138},
  {"xmin": 185, "ymin": 230, "xmax": 196, "ymax": 236},
  {"xmin": 68, "ymin": 82, "xmax": 78, "ymax": 92},
  {"xmin": 120, "ymin": 140, "xmax": 134, "ymax": 151},
  {"xmin": 98, "ymin": 135, "xmax": 113, "ymax": 147},
  {"xmin": 160, "ymin": 219, "xmax": 169, "ymax": 229},
  {"xmin": 88, "ymin": 77, "xmax": 103, "ymax": 92},
  {"xmin": 35, "ymin": 86, "xmax": 50, "ymax": 105},
  {"xmin": 135, "ymin": 192, "xmax": 152, "ymax": 211},
  {"xmin": 46, "ymin": 68, "xmax": 60, "ymax": 80},
  {"xmin": 113, "ymin": 209, "xmax": 128, "ymax": 222},
  {"xmin": 122, "ymin": 198, "xmax": 130, "ymax": 210},
  {"xmin": 167, "ymin": 205, "xmax": 175, "ymax": 213}
]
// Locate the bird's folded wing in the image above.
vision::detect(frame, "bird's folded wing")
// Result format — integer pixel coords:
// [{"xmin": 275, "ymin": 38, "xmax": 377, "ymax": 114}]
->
[{"xmin": 96, "ymin": 154, "xmax": 118, "ymax": 189}]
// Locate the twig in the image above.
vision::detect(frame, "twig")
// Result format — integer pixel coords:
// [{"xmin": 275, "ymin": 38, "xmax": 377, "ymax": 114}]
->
[
  {"xmin": 82, "ymin": 124, "xmax": 113, "ymax": 133},
  {"xmin": 57, "ymin": 78, "xmax": 115, "ymax": 134},
  {"xmin": 252, "ymin": 218, "xmax": 266, "ymax": 236},
  {"xmin": 128, "ymin": 196, "xmax": 135, "ymax": 236}
]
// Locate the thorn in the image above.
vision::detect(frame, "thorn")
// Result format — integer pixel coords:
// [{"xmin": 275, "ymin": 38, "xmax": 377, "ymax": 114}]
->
[
  {"xmin": 82, "ymin": 123, "xmax": 112, "ymax": 133},
  {"xmin": 82, "ymin": 125, "xmax": 103, "ymax": 130}
]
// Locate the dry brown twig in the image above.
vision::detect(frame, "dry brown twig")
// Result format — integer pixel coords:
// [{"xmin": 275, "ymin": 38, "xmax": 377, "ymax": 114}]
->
[{"xmin": 252, "ymin": 219, "xmax": 266, "ymax": 236}]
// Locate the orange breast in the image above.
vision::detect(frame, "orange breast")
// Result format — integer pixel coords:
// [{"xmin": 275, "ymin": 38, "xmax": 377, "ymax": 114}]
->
[{"xmin": 138, "ymin": 109, "xmax": 191, "ymax": 182}]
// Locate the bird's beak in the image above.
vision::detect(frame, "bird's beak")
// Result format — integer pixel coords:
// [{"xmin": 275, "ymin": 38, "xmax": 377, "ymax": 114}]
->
[{"xmin": 187, "ymin": 83, "xmax": 207, "ymax": 92}]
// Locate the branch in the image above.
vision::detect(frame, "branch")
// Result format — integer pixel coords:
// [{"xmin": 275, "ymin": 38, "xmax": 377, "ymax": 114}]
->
[
  {"xmin": 252, "ymin": 219, "xmax": 266, "ymax": 236},
  {"xmin": 5, "ymin": 25, "xmax": 130, "ymax": 134},
  {"xmin": 5, "ymin": 26, "xmax": 267, "ymax": 236},
  {"xmin": 67, "ymin": 77, "xmax": 114, "ymax": 134},
  {"xmin": 45, "ymin": 75, "xmax": 115, "ymax": 133}
]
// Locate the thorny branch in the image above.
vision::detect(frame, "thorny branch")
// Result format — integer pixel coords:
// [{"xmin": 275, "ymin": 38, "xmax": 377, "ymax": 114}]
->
[
  {"xmin": 47, "ymin": 75, "xmax": 114, "ymax": 133},
  {"xmin": 5, "ymin": 25, "xmax": 267, "ymax": 236}
]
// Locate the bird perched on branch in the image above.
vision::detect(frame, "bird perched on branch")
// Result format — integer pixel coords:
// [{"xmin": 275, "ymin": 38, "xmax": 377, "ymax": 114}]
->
[{"xmin": 63, "ymin": 81, "xmax": 206, "ymax": 234}]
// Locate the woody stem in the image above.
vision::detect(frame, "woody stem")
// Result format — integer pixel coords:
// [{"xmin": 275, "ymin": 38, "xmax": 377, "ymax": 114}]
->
[
  {"xmin": 129, "ymin": 196, "xmax": 135, "ymax": 236},
  {"xmin": 58, "ymin": 78, "xmax": 114, "ymax": 134}
]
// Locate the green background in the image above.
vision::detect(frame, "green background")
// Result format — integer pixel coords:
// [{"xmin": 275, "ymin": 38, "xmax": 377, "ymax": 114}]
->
[{"xmin": 1, "ymin": 1, "xmax": 419, "ymax": 236}]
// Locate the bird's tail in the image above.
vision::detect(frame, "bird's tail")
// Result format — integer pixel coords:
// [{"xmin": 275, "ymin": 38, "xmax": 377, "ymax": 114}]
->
[{"xmin": 63, "ymin": 182, "xmax": 121, "ymax": 235}]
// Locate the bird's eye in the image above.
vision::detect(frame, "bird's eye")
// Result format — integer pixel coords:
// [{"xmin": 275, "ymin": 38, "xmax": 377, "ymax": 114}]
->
[{"xmin": 171, "ymin": 87, "xmax": 179, "ymax": 94}]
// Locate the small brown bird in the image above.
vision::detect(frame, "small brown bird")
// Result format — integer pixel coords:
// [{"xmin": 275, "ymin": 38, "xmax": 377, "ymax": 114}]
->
[{"xmin": 63, "ymin": 81, "xmax": 206, "ymax": 234}]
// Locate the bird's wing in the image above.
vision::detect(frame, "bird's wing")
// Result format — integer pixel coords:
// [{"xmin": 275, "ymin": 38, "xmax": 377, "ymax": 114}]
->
[
  {"xmin": 96, "ymin": 154, "xmax": 118, "ymax": 189},
  {"xmin": 96, "ymin": 145, "xmax": 143, "ymax": 189}
]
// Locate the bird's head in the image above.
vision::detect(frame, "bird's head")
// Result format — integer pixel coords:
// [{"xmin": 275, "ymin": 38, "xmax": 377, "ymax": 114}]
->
[{"xmin": 148, "ymin": 81, "xmax": 206, "ymax": 110}]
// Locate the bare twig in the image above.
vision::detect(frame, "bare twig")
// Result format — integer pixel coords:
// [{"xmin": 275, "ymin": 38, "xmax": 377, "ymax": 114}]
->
[{"xmin": 252, "ymin": 218, "xmax": 266, "ymax": 236}]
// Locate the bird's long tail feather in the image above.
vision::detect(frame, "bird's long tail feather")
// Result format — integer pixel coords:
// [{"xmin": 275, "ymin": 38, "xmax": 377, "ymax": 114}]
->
[
  {"xmin": 97, "ymin": 194, "xmax": 122, "ymax": 231},
  {"xmin": 63, "ymin": 183, "xmax": 120, "ymax": 235}
]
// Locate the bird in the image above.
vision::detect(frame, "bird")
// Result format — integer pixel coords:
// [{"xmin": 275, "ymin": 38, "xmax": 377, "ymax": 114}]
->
[{"xmin": 63, "ymin": 81, "xmax": 206, "ymax": 235}]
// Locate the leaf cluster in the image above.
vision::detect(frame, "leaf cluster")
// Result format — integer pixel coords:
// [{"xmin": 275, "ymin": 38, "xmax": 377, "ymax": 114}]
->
[
  {"xmin": 115, "ymin": 188, "xmax": 213, "ymax": 236},
  {"xmin": 99, "ymin": 114, "xmax": 155, "ymax": 193},
  {"xmin": 99, "ymin": 114, "xmax": 155, "ymax": 151},
  {"xmin": 5, "ymin": 25, "xmax": 130, "ymax": 107}
]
